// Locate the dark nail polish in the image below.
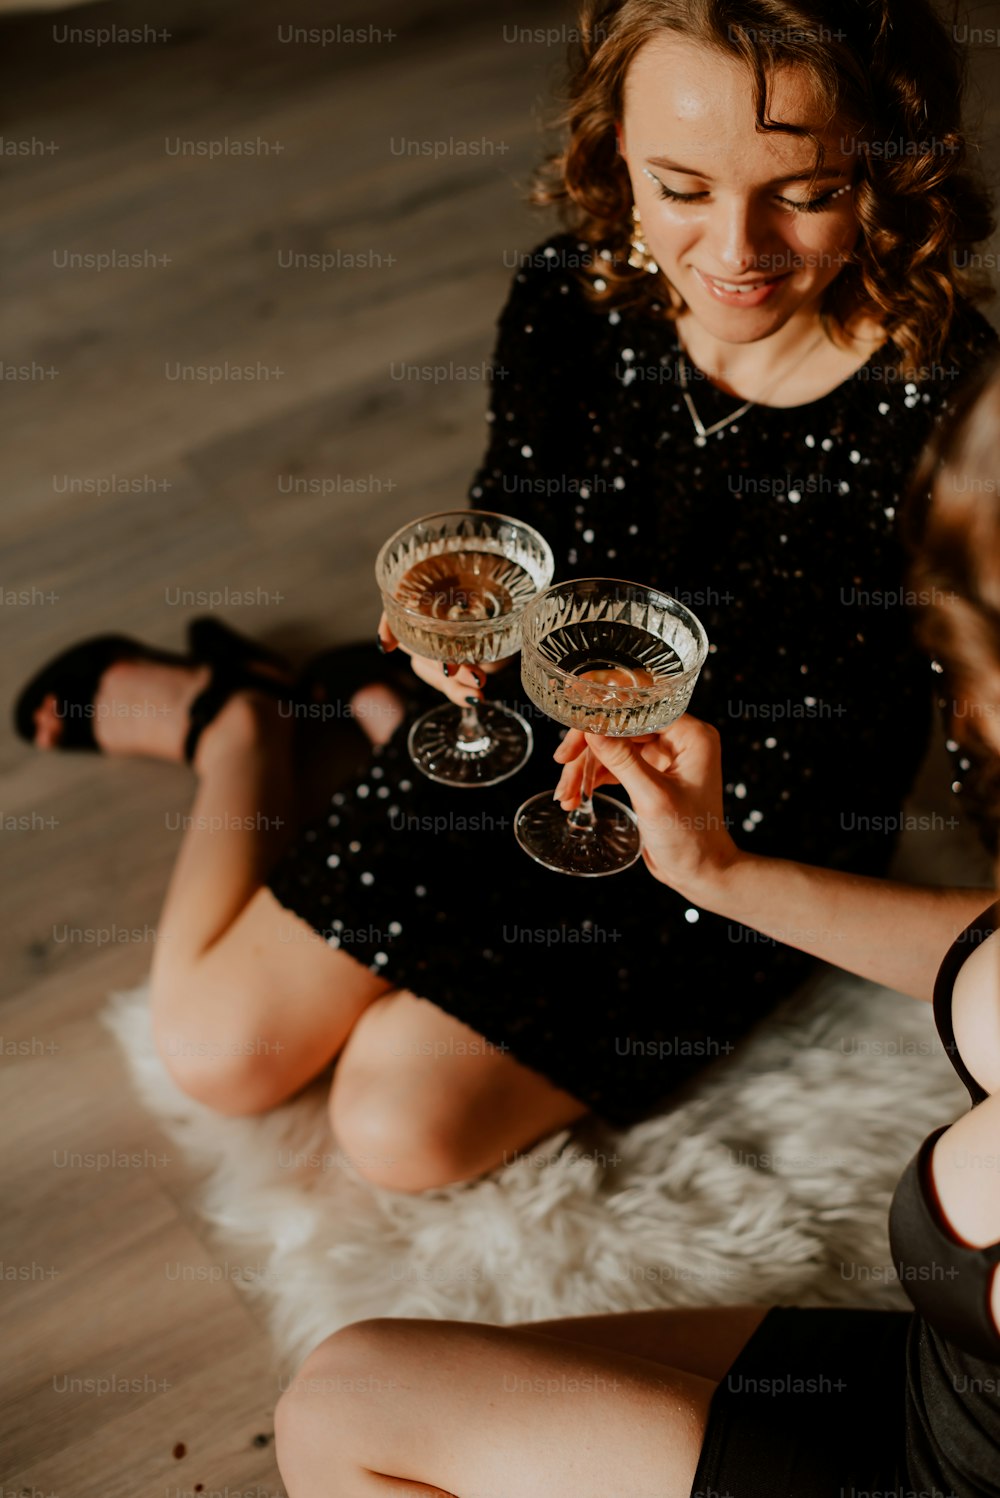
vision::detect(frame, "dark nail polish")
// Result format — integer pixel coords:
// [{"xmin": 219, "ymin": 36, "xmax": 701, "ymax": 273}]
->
[
  {"xmin": 465, "ymin": 695, "xmax": 480, "ymax": 706},
  {"xmin": 442, "ymin": 663, "xmax": 453, "ymax": 677},
  {"xmin": 376, "ymin": 637, "xmax": 387, "ymax": 654}
]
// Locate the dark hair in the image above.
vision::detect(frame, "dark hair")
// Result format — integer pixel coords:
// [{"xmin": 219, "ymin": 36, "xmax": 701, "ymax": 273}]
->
[
  {"xmin": 532, "ymin": 0, "xmax": 994, "ymax": 377},
  {"xmin": 907, "ymin": 356, "xmax": 1000, "ymax": 835}
]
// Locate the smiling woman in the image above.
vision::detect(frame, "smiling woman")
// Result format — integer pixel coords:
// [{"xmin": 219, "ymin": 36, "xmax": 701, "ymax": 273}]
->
[
  {"xmin": 274, "ymin": 299, "xmax": 1000, "ymax": 1498},
  {"xmin": 625, "ymin": 46, "xmax": 863, "ymax": 356},
  {"xmin": 259, "ymin": 0, "xmax": 999, "ymax": 1178},
  {"xmin": 536, "ymin": 0, "xmax": 992, "ymax": 387},
  {"xmin": 16, "ymin": 0, "xmax": 1000, "ymax": 1207},
  {"xmin": 621, "ymin": 44, "xmax": 873, "ymax": 407}
]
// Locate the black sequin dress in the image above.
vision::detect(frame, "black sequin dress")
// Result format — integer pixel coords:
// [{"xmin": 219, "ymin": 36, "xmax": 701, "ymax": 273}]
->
[{"xmin": 267, "ymin": 234, "xmax": 998, "ymax": 1126}]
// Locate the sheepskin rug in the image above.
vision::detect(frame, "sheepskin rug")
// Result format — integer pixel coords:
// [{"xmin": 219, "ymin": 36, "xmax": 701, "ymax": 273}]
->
[{"xmin": 105, "ymin": 952, "xmax": 968, "ymax": 1370}]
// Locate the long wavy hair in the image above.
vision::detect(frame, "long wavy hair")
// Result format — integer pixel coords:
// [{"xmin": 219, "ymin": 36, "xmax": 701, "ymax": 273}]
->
[
  {"xmin": 907, "ymin": 356, "xmax": 1000, "ymax": 837},
  {"xmin": 532, "ymin": 0, "xmax": 995, "ymax": 377}
]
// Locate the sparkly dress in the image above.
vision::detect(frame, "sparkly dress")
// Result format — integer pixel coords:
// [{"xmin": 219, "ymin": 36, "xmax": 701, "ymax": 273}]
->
[{"xmin": 266, "ymin": 234, "xmax": 998, "ymax": 1125}]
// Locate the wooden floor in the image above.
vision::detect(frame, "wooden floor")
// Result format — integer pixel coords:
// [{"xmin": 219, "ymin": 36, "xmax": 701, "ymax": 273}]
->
[
  {"xmin": 0, "ymin": 0, "xmax": 580, "ymax": 1491},
  {"xmin": 1, "ymin": 0, "xmax": 999, "ymax": 1492}
]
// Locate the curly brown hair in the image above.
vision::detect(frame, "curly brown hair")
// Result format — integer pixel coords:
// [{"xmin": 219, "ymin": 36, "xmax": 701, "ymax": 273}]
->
[{"xmin": 532, "ymin": 0, "xmax": 995, "ymax": 377}]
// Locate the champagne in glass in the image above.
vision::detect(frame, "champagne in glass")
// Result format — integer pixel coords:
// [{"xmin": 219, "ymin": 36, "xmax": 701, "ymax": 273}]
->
[
  {"xmin": 376, "ymin": 511, "xmax": 554, "ymax": 786},
  {"xmin": 516, "ymin": 579, "xmax": 708, "ymax": 874}
]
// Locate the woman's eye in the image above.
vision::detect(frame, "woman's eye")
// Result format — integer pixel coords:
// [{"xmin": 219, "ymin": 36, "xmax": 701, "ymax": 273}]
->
[
  {"xmin": 645, "ymin": 173, "xmax": 849, "ymax": 215},
  {"xmin": 652, "ymin": 183, "xmax": 708, "ymax": 205},
  {"xmin": 777, "ymin": 189, "xmax": 847, "ymax": 215}
]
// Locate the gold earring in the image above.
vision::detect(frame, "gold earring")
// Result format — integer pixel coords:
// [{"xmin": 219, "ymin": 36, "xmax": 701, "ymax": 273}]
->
[{"xmin": 627, "ymin": 205, "xmax": 659, "ymax": 274}]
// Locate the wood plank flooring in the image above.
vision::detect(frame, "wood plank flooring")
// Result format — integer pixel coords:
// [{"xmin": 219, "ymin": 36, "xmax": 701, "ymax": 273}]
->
[
  {"xmin": 1, "ymin": 0, "xmax": 998, "ymax": 1492},
  {"xmin": 0, "ymin": 1, "xmax": 580, "ymax": 1491}
]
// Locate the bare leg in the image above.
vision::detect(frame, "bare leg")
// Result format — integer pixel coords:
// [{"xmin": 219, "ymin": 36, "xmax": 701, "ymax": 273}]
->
[
  {"xmin": 36, "ymin": 659, "xmax": 591, "ymax": 1162},
  {"xmin": 148, "ymin": 689, "xmax": 393, "ymax": 1112},
  {"xmin": 520, "ymin": 1303, "xmax": 770, "ymax": 1382},
  {"xmin": 31, "ymin": 658, "xmax": 391, "ymax": 1113},
  {"xmin": 329, "ymin": 990, "xmax": 588, "ymax": 1191},
  {"xmin": 275, "ymin": 1308, "xmax": 768, "ymax": 1498},
  {"xmin": 349, "ymin": 683, "xmax": 407, "ymax": 747}
]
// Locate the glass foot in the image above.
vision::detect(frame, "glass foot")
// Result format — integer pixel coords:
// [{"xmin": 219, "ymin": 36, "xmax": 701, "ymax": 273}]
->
[
  {"xmin": 514, "ymin": 791, "xmax": 641, "ymax": 876},
  {"xmin": 408, "ymin": 703, "xmax": 533, "ymax": 787}
]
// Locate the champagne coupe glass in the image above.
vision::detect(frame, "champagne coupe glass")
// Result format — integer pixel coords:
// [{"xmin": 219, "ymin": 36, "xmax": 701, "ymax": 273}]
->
[
  {"xmin": 375, "ymin": 510, "xmax": 554, "ymax": 787},
  {"xmin": 515, "ymin": 578, "xmax": 708, "ymax": 875}
]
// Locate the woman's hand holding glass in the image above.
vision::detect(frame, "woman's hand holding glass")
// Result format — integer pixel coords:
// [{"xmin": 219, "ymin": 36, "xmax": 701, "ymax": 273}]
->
[
  {"xmin": 376, "ymin": 612, "xmax": 511, "ymax": 710},
  {"xmin": 514, "ymin": 577, "xmax": 708, "ymax": 875},
  {"xmin": 556, "ymin": 716, "xmax": 742, "ymax": 895}
]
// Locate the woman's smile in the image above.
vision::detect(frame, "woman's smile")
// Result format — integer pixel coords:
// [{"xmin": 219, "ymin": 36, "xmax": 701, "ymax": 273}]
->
[{"xmin": 691, "ymin": 266, "xmax": 792, "ymax": 308}]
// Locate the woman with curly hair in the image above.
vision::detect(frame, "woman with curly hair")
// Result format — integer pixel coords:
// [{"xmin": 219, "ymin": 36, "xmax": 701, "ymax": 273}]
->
[
  {"xmin": 271, "ymin": 352, "xmax": 1000, "ymax": 1498},
  {"xmin": 14, "ymin": 0, "xmax": 999, "ymax": 1189}
]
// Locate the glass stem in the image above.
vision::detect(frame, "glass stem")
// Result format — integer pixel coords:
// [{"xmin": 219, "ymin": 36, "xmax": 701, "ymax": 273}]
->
[
  {"xmin": 459, "ymin": 701, "xmax": 485, "ymax": 741},
  {"xmin": 567, "ymin": 747, "xmax": 598, "ymax": 832}
]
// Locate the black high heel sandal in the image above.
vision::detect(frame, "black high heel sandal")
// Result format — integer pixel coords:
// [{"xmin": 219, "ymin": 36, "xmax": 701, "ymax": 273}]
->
[{"xmin": 12, "ymin": 617, "xmax": 307, "ymax": 765}]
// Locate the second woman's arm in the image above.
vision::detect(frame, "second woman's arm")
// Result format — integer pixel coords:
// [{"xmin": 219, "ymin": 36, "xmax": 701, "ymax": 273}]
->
[{"xmin": 579, "ymin": 717, "xmax": 995, "ymax": 1001}]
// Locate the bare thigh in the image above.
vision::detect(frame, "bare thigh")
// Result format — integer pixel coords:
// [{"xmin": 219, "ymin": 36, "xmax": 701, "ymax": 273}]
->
[
  {"xmin": 278, "ymin": 1312, "xmax": 748, "ymax": 1498},
  {"xmin": 521, "ymin": 1303, "xmax": 770, "ymax": 1382},
  {"xmin": 151, "ymin": 886, "xmax": 392, "ymax": 1111},
  {"xmin": 329, "ymin": 987, "xmax": 589, "ymax": 1190}
]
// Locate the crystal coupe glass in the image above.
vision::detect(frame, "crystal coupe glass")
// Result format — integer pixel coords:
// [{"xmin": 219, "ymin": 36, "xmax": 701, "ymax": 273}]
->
[
  {"xmin": 375, "ymin": 510, "xmax": 554, "ymax": 787},
  {"xmin": 515, "ymin": 578, "xmax": 708, "ymax": 874}
]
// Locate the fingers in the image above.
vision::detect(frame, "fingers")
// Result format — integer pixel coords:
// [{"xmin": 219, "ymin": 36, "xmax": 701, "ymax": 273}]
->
[
  {"xmin": 553, "ymin": 728, "xmax": 660, "ymax": 806},
  {"xmin": 453, "ymin": 663, "xmax": 488, "ymax": 691},
  {"xmin": 553, "ymin": 728, "xmax": 587, "ymax": 764},
  {"xmin": 442, "ymin": 661, "xmax": 487, "ymax": 696},
  {"xmin": 582, "ymin": 720, "xmax": 734, "ymax": 892},
  {"xmin": 650, "ymin": 714, "xmax": 720, "ymax": 768},
  {"xmin": 583, "ymin": 734, "xmax": 641, "ymax": 776},
  {"xmin": 553, "ymin": 753, "xmax": 615, "ymax": 809},
  {"xmin": 380, "ymin": 610, "xmax": 498, "ymax": 704},
  {"xmin": 553, "ymin": 754, "xmax": 585, "ymax": 808},
  {"xmin": 559, "ymin": 718, "xmax": 722, "ymax": 806},
  {"xmin": 638, "ymin": 715, "xmax": 723, "ymax": 788},
  {"xmin": 584, "ymin": 733, "xmax": 674, "ymax": 811},
  {"xmin": 636, "ymin": 737, "xmax": 678, "ymax": 777},
  {"xmin": 591, "ymin": 716, "xmax": 719, "ymax": 779},
  {"xmin": 377, "ymin": 613, "xmax": 397, "ymax": 653},
  {"xmin": 408, "ymin": 653, "xmax": 486, "ymax": 708},
  {"xmin": 555, "ymin": 728, "xmax": 659, "ymax": 764}
]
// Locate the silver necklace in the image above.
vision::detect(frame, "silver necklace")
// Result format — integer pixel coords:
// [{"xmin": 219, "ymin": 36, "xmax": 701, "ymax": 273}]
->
[{"xmin": 677, "ymin": 329, "xmax": 828, "ymax": 446}]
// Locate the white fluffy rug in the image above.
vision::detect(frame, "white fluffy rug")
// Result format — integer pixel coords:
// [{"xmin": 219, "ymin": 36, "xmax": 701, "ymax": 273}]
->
[{"xmin": 105, "ymin": 958, "xmax": 967, "ymax": 1370}]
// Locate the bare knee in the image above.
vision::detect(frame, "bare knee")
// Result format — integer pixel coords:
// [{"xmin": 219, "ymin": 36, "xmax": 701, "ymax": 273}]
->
[
  {"xmin": 155, "ymin": 1030, "xmax": 284, "ymax": 1116},
  {"xmin": 276, "ymin": 1321, "xmax": 403, "ymax": 1492},
  {"xmin": 329, "ymin": 1081, "xmax": 482, "ymax": 1192},
  {"xmin": 275, "ymin": 1328, "xmax": 346, "ymax": 1439},
  {"xmin": 151, "ymin": 974, "xmax": 289, "ymax": 1116},
  {"xmin": 348, "ymin": 683, "xmax": 405, "ymax": 747},
  {"xmin": 283, "ymin": 1319, "xmax": 397, "ymax": 1399}
]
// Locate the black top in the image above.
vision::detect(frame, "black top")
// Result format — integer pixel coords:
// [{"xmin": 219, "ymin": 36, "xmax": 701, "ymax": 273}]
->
[
  {"xmin": 889, "ymin": 904, "xmax": 1000, "ymax": 1493},
  {"xmin": 267, "ymin": 237, "xmax": 999, "ymax": 1124},
  {"xmin": 468, "ymin": 237, "xmax": 999, "ymax": 875}
]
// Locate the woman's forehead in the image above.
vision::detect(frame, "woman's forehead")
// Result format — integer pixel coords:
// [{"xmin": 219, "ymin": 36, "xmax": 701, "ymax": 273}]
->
[{"xmin": 622, "ymin": 32, "xmax": 849, "ymax": 164}]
